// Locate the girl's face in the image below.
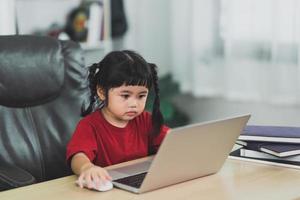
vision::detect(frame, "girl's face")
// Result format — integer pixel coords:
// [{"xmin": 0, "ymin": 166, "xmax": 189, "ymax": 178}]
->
[{"xmin": 98, "ymin": 84, "xmax": 149, "ymax": 127}]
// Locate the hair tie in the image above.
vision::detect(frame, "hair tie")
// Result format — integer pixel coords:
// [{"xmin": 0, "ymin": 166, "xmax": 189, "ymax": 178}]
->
[{"xmin": 93, "ymin": 63, "xmax": 102, "ymax": 77}]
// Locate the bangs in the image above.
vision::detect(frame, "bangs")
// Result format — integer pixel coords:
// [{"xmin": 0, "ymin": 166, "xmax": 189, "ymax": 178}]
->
[
  {"xmin": 106, "ymin": 60, "xmax": 153, "ymax": 89},
  {"xmin": 124, "ymin": 77, "xmax": 152, "ymax": 88},
  {"xmin": 110, "ymin": 73, "xmax": 152, "ymax": 89}
]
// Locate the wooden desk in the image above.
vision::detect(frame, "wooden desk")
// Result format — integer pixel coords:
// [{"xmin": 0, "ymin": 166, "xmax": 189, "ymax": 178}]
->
[{"xmin": 1, "ymin": 157, "xmax": 300, "ymax": 200}]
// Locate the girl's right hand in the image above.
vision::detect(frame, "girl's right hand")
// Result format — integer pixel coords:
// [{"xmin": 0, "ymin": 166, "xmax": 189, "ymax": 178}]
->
[{"xmin": 77, "ymin": 163, "xmax": 112, "ymax": 189}]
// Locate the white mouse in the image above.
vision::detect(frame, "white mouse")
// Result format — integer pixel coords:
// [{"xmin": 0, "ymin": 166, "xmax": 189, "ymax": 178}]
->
[{"xmin": 76, "ymin": 179, "xmax": 113, "ymax": 192}]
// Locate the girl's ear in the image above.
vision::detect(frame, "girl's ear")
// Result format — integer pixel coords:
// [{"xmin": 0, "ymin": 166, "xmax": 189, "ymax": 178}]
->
[{"xmin": 97, "ymin": 86, "xmax": 106, "ymax": 101}]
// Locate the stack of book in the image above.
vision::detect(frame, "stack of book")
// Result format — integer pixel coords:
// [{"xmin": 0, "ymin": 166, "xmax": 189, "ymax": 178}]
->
[{"xmin": 230, "ymin": 125, "xmax": 300, "ymax": 169}]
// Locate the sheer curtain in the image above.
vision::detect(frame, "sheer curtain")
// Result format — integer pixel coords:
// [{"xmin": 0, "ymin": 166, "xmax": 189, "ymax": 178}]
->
[
  {"xmin": 171, "ymin": 0, "xmax": 300, "ymax": 105},
  {"xmin": 0, "ymin": 0, "xmax": 16, "ymax": 35}
]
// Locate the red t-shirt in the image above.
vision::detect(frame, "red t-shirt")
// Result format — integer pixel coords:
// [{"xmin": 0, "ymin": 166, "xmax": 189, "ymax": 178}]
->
[{"xmin": 66, "ymin": 111, "xmax": 169, "ymax": 167}]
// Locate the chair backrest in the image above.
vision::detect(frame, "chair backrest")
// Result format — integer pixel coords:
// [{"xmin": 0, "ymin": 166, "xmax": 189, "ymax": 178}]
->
[{"xmin": 0, "ymin": 35, "xmax": 89, "ymax": 183}]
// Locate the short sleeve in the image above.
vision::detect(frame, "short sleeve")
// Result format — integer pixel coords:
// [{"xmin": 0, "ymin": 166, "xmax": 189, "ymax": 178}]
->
[{"xmin": 66, "ymin": 119, "xmax": 98, "ymax": 164}]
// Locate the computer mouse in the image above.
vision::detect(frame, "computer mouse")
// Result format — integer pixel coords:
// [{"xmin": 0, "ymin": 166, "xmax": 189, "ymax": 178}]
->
[{"xmin": 76, "ymin": 180, "xmax": 113, "ymax": 192}]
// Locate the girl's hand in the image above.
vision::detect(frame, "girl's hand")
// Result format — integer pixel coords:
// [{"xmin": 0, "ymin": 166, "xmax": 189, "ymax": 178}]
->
[{"xmin": 77, "ymin": 163, "xmax": 112, "ymax": 189}]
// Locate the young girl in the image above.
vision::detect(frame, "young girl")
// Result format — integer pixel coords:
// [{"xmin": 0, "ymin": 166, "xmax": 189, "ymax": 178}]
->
[{"xmin": 66, "ymin": 50, "xmax": 169, "ymax": 189}]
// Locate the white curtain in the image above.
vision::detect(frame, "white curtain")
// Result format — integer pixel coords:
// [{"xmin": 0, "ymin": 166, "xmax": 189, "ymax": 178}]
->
[
  {"xmin": 0, "ymin": 0, "xmax": 16, "ymax": 35},
  {"xmin": 171, "ymin": 0, "xmax": 300, "ymax": 105}
]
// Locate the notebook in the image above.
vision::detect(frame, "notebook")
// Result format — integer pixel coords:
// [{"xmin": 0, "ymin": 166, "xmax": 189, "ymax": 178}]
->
[
  {"xmin": 236, "ymin": 140, "xmax": 300, "ymax": 157},
  {"xmin": 240, "ymin": 148, "xmax": 300, "ymax": 162},
  {"xmin": 239, "ymin": 125, "xmax": 300, "ymax": 143},
  {"xmin": 108, "ymin": 114, "xmax": 250, "ymax": 193}
]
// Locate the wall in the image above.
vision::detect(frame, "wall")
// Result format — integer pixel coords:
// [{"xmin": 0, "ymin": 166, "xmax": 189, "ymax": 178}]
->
[{"xmin": 123, "ymin": 0, "xmax": 172, "ymax": 76}]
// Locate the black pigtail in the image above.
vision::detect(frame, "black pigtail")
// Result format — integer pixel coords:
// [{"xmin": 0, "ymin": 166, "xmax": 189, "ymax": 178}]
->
[
  {"xmin": 148, "ymin": 63, "xmax": 164, "ymax": 137},
  {"xmin": 81, "ymin": 63, "xmax": 101, "ymax": 116}
]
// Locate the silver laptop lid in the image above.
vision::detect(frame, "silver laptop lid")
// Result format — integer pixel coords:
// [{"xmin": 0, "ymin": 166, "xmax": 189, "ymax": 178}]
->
[{"xmin": 138, "ymin": 114, "xmax": 250, "ymax": 193}]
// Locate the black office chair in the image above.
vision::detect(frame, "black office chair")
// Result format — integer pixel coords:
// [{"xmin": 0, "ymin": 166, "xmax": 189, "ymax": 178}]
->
[{"xmin": 0, "ymin": 35, "xmax": 89, "ymax": 191}]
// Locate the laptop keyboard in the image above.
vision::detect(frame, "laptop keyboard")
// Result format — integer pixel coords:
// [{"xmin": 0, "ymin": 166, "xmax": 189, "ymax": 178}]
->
[{"xmin": 113, "ymin": 172, "xmax": 148, "ymax": 188}]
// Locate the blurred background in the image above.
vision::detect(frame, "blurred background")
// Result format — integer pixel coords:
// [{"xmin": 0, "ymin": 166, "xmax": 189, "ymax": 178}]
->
[{"xmin": 1, "ymin": 0, "xmax": 300, "ymax": 127}]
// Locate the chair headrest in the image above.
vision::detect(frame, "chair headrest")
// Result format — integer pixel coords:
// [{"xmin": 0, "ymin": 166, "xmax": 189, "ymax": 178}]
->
[{"xmin": 0, "ymin": 35, "xmax": 64, "ymax": 107}]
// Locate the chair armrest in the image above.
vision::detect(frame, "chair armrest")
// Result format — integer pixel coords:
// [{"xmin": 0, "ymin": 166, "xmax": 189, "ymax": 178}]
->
[{"xmin": 0, "ymin": 161, "xmax": 36, "ymax": 191}]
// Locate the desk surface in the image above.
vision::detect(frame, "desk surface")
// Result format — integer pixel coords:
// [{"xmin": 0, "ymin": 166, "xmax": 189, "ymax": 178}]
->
[{"xmin": 1, "ymin": 157, "xmax": 300, "ymax": 200}]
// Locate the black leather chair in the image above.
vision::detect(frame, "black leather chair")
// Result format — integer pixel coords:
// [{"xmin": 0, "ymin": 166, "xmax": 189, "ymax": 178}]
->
[{"xmin": 0, "ymin": 35, "xmax": 89, "ymax": 191}]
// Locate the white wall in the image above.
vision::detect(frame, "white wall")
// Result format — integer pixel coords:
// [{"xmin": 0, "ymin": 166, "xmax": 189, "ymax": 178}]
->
[{"xmin": 123, "ymin": 0, "xmax": 172, "ymax": 76}]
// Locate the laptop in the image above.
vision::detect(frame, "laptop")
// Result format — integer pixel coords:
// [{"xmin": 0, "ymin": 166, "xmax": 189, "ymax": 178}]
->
[{"xmin": 108, "ymin": 114, "xmax": 250, "ymax": 193}]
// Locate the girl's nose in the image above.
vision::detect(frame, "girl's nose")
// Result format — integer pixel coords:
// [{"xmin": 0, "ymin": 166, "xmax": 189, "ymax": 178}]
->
[{"xmin": 129, "ymin": 99, "xmax": 138, "ymax": 107}]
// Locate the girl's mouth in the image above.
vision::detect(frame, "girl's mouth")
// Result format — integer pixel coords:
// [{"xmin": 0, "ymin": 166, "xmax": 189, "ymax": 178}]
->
[{"xmin": 125, "ymin": 111, "xmax": 137, "ymax": 116}]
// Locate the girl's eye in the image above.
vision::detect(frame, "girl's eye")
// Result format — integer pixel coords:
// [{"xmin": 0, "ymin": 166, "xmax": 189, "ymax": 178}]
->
[
  {"xmin": 139, "ymin": 95, "xmax": 147, "ymax": 99},
  {"xmin": 121, "ymin": 94, "xmax": 130, "ymax": 99}
]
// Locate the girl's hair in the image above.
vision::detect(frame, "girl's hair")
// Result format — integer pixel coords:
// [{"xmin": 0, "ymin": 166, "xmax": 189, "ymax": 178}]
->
[{"xmin": 82, "ymin": 50, "xmax": 164, "ymax": 137}]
